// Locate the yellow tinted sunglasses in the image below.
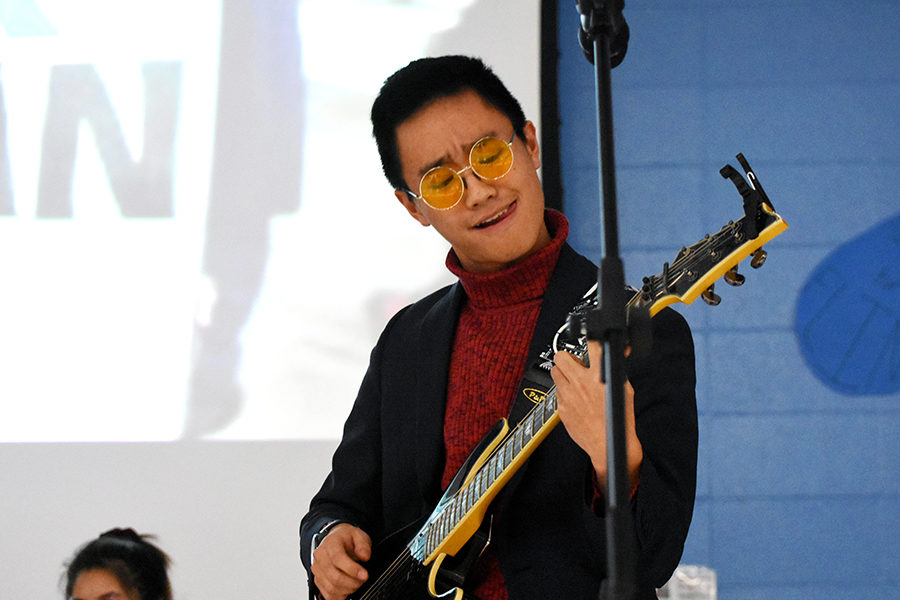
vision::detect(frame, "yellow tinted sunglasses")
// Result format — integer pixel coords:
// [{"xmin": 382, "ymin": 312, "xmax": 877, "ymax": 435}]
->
[{"xmin": 404, "ymin": 133, "xmax": 516, "ymax": 210}]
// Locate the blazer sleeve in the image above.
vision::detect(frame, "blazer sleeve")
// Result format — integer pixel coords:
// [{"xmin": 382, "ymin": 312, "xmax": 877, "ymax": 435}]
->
[
  {"xmin": 299, "ymin": 283, "xmax": 459, "ymax": 577},
  {"xmin": 626, "ymin": 305, "xmax": 698, "ymax": 587},
  {"xmin": 298, "ymin": 312, "xmax": 396, "ymax": 572}
]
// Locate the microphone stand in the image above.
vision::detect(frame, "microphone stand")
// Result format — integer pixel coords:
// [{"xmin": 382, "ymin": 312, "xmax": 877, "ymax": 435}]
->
[{"xmin": 574, "ymin": 2, "xmax": 643, "ymax": 599}]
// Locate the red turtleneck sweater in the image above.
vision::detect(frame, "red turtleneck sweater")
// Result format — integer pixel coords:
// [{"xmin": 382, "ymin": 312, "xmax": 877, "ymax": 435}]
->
[{"xmin": 440, "ymin": 209, "xmax": 568, "ymax": 599}]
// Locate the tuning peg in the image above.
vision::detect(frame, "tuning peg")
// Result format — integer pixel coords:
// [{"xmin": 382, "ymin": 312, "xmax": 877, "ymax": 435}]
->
[
  {"xmin": 701, "ymin": 285, "xmax": 721, "ymax": 306},
  {"xmin": 751, "ymin": 248, "xmax": 767, "ymax": 268},
  {"xmin": 724, "ymin": 266, "xmax": 745, "ymax": 286}
]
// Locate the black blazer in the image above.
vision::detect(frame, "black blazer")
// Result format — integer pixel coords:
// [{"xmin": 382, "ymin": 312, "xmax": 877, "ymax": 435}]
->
[{"xmin": 300, "ymin": 244, "xmax": 698, "ymax": 599}]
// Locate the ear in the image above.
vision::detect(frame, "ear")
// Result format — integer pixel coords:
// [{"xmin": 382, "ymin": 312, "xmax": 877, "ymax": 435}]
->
[
  {"xmin": 395, "ymin": 190, "xmax": 432, "ymax": 227},
  {"xmin": 522, "ymin": 120, "xmax": 541, "ymax": 171}
]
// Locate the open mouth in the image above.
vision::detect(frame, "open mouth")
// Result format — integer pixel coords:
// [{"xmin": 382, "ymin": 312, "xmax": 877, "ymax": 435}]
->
[{"xmin": 474, "ymin": 202, "xmax": 515, "ymax": 229}]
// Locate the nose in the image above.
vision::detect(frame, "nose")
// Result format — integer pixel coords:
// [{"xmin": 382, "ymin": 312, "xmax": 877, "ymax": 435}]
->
[{"xmin": 460, "ymin": 168, "xmax": 495, "ymax": 209}]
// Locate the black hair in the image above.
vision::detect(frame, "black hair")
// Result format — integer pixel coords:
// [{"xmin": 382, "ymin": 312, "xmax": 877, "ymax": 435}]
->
[
  {"xmin": 63, "ymin": 528, "xmax": 172, "ymax": 600},
  {"xmin": 370, "ymin": 55, "xmax": 527, "ymax": 192}
]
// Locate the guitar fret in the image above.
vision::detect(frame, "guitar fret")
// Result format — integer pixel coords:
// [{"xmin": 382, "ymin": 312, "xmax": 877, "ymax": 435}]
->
[{"xmin": 533, "ymin": 407, "xmax": 544, "ymax": 428}]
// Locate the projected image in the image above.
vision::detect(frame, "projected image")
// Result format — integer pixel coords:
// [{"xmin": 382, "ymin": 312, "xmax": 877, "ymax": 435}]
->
[{"xmin": 0, "ymin": 0, "xmax": 538, "ymax": 442}]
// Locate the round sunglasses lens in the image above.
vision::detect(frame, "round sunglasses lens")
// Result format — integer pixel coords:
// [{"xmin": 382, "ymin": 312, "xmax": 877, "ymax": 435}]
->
[
  {"xmin": 420, "ymin": 167, "xmax": 463, "ymax": 209},
  {"xmin": 470, "ymin": 137, "xmax": 513, "ymax": 179}
]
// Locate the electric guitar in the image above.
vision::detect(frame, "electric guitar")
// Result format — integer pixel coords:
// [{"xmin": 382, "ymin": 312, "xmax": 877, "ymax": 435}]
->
[{"xmin": 348, "ymin": 156, "xmax": 789, "ymax": 600}]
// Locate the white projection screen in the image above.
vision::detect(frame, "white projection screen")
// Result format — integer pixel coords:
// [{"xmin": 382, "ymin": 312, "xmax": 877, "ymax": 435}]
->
[
  {"xmin": 0, "ymin": 2, "xmax": 540, "ymax": 598},
  {"xmin": 0, "ymin": 0, "xmax": 541, "ymax": 442}
]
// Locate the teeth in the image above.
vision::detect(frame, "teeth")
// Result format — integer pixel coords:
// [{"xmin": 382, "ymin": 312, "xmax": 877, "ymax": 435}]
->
[{"xmin": 478, "ymin": 206, "xmax": 509, "ymax": 228}]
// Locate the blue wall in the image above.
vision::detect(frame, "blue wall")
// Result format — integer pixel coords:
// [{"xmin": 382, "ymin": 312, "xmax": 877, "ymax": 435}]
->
[{"xmin": 556, "ymin": 2, "xmax": 899, "ymax": 598}]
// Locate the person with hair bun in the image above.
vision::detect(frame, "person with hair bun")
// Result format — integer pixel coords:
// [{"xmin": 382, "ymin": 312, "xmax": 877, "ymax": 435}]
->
[{"xmin": 63, "ymin": 528, "xmax": 172, "ymax": 600}]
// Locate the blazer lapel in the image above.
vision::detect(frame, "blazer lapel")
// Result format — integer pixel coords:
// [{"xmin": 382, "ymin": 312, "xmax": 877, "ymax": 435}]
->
[{"xmin": 413, "ymin": 282, "xmax": 465, "ymax": 508}]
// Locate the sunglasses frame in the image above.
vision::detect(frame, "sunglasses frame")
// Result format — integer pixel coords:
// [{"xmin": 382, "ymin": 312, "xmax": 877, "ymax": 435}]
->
[{"xmin": 402, "ymin": 132, "xmax": 516, "ymax": 211}]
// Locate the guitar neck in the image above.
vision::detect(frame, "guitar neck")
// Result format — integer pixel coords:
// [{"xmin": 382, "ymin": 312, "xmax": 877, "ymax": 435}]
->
[
  {"xmin": 412, "ymin": 201, "xmax": 788, "ymax": 565},
  {"xmin": 416, "ymin": 386, "xmax": 562, "ymax": 561}
]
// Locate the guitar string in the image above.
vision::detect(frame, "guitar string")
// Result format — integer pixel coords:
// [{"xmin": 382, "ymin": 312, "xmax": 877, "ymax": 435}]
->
[
  {"xmin": 359, "ymin": 216, "xmax": 775, "ymax": 598},
  {"xmin": 359, "ymin": 548, "xmax": 416, "ymax": 599},
  {"xmin": 464, "ymin": 385, "xmax": 559, "ymax": 504},
  {"xmin": 471, "ymin": 230, "xmax": 729, "ymax": 484},
  {"xmin": 361, "ymin": 224, "xmax": 731, "ymax": 598},
  {"xmin": 652, "ymin": 227, "xmax": 729, "ymax": 297},
  {"xmin": 468, "ymin": 229, "xmax": 734, "ymax": 481},
  {"xmin": 359, "ymin": 385, "xmax": 563, "ymax": 598},
  {"xmin": 479, "ymin": 233, "xmax": 738, "ymax": 478},
  {"xmin": 359, "ymin": 252, "xmax": 686, "ymax": 599},
  {"xmin": 364, "ymin": 390, "xmax": 561, "ymax": 598}
]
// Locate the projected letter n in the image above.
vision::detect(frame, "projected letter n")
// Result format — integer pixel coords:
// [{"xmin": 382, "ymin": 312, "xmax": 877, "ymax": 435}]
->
[{"xmin": 37, "ymin": 62, "xmax": 183, "ymax": 218}]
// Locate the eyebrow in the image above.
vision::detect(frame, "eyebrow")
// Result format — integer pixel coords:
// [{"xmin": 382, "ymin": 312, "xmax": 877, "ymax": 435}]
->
[
  {"xmin": 416, "ymin": 130, "xmax": 502, "ymax": 178},
  {"xmin": 417, "ymin": 155, "xmax": 448, "ymax": 179}
]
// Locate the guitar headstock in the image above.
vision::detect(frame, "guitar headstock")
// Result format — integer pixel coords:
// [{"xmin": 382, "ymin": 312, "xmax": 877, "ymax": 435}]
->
[
  {"xmin": 636, "ymin": 154, "xmax": 788, "ymax": 316},
  {"xmin": 549, "ymin": 154, "xmax": 788, "ymax": 361}
]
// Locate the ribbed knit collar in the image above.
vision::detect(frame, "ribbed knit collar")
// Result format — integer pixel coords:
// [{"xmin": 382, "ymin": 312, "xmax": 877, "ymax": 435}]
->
[{"xmin": 445, "ymin": 209, "xmax": 569, "ymax": 309}]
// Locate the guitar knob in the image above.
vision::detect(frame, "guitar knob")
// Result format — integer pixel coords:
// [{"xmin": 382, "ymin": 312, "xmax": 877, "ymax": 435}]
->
[
  {"xmin": 724, "ymin": 266, "xmax": 746, "ymax": 286},
  {"xmin": 751, "ymin": 248, "xmax": 768, "ymax": 268},
  {"xmin": 702, "ymin": 285, "xmax": 721, "ymax": 306}
]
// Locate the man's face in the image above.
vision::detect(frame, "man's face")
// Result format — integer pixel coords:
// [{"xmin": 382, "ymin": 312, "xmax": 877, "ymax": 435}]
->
[{"xmin": 393, "ymin": 89, "xmax": 550, "ymax": 273}]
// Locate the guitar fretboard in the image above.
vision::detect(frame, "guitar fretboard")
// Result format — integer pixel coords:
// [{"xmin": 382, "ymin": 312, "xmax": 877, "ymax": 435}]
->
[
  {"xmin": 409, "ymin": 201, "xmax": 786, "ymax": 563},
  {"xmin": 415, "ymin": 386, "xmax": 561, "ymax": 559}
]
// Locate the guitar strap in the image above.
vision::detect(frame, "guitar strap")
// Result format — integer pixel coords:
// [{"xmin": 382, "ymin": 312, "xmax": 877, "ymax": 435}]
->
[
  {"xmin": 507, "ymin": 359, "xmax": 554, "ymax": 427},
  {"xmin": 506, "ymin": 283, "xmax": 598, "ymax": 427}
]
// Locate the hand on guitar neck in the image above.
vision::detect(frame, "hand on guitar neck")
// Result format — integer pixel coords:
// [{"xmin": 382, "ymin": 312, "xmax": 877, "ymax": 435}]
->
[
  {"xmin": 311, "ymin": 523, "xmax": 372, "ymax": 600},
  {"xmin": 551, "ymin": 340, "xmax": 643, "ymax": 494}
]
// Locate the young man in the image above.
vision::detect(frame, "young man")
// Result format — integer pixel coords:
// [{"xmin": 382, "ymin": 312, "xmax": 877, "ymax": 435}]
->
[{"xmin": 299, "ymin": 55, "xmax": 697, "ymax": 600}]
